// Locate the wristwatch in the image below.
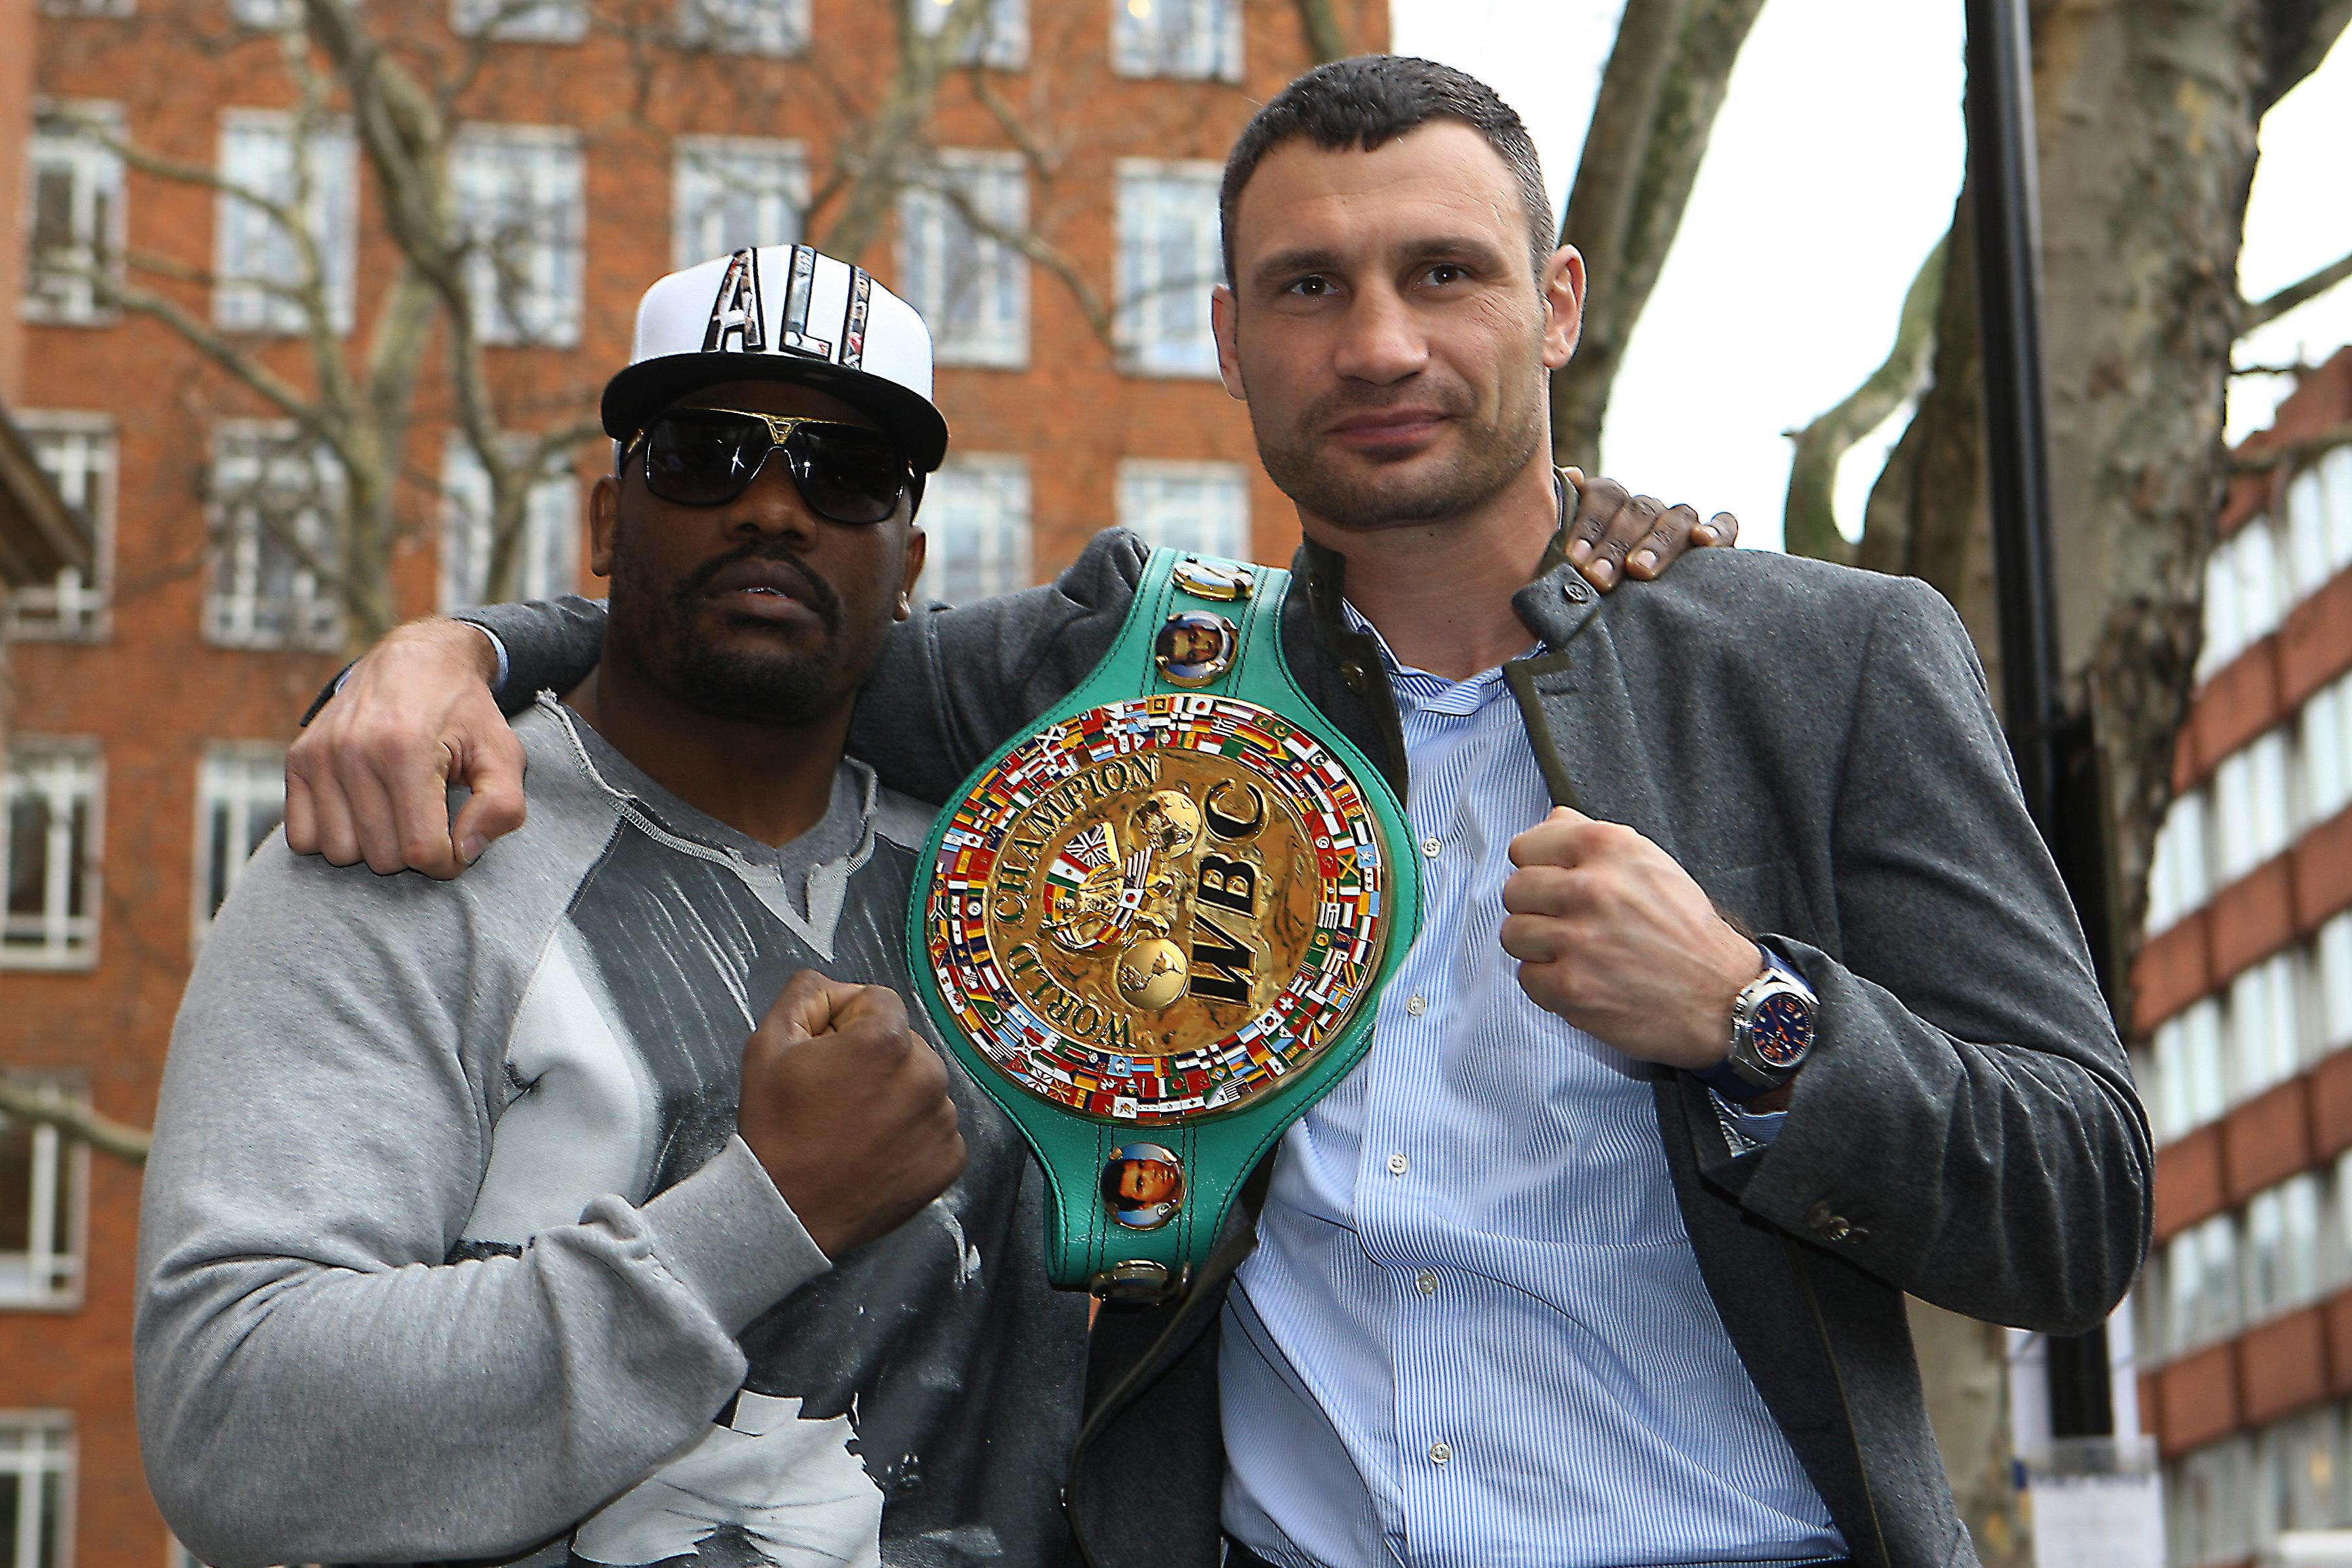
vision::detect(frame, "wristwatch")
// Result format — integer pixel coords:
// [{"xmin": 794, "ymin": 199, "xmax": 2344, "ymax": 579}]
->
[
  {"xmin": 1697, "ymin": 946, "xmax": 1818, "ymax": 1103},
  {"xmin": 908, "ymin": 547, "xmax": 1422, "ymax": 1304}
]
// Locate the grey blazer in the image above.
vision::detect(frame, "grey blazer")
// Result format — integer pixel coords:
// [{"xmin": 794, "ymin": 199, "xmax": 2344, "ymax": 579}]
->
[{"xmin": 474, "ymin": 524, "xmax": 2151, "ymax": 1568}]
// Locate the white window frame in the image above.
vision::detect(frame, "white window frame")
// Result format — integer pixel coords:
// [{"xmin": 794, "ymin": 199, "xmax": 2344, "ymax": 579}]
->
[
  {"xmin": 673, "ymin": 0, "xmax": 808, "ymax": 56},
  {"xmin": 452, "ymin": 124, "xmax": 585, "ymax": 349},
  {"xmin": 192, "ymin": 742, "xmax": 287, "ymax": 947},
  {"xmin": 205, "ymin": 420, "xmax": 344, "ymax": 650},
  {"xmin": 1116, "ymin": 458, "xmax": 1250, "ymax": 561},
  {"xmin": 22, "ymin": 101, "xmax": 125, "ymax": 326},
  {"xmin": 0, "ymin": 1088, "xmax": 88, "ymax": 1310},
  {"xmin": 438, "ymin": 435, "xmax": 581, "ymax": 611},
  {"xmin": 916, "ymin": 455, "xmax": 1031, "ymax": 605},
  {"xmin": 671, "ymin": 135, "xmax": 808, "ymax": 271},
  {"xmin": 214, "ymin": 109, "xmax": 359, "ymax": 335},
  {"xmin": 1115, "ymin": 160, "xmax": 1222, "ymax": 379},
  {"xmin": 1, "ymin": 741, "xmax": 102, "ymax": 971},
  {"xmin": 0, "ymin": 1414, "xmax": 73, "ymax": 1568},
  {"xmin": 450, "ymin": 0, "xmax": 586, "ymax": 43},
  {"xmin": 4, "ymin": 412, "xmax": 115, "ymax": 641},
  {"xmin": 913, "ymin": 0, "xmax": 1027, "ymax": 68},
  {"xmin": 897, "ymin": 150, "xmax": 1029, "ymax": 370},
  {"xmin": 227, "ymin": 0, "xmax": 304, "ymax": 27},
  {"xmin": 1110, "ymin": 0, "xmax": 1239, "ymax": 82}
]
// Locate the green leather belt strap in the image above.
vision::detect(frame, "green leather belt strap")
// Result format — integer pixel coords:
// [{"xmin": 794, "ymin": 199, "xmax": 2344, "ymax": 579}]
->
[{"xmin": 909, "ymin": 547, "xmax": 1421, "ymax": 1302}]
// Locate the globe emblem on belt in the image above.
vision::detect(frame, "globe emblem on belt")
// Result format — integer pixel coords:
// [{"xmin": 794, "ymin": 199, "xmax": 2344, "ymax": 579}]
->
[{"xmin": 924, "ymin": 693, "xmax": 1393, "ymax": 1124}]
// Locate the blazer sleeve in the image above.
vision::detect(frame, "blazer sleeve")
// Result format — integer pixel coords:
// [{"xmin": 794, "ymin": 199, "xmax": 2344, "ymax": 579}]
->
[
  {"xmin": 459, "ymin": 594, "xmax": 612, "ymax": 714},
  {"xmin": 1698, "ymin": 576, "xmax": 2153, "ymax": 1334}
]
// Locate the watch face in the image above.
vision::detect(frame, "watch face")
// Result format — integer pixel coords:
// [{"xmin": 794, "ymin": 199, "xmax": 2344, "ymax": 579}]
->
[
  {"xmin": 1749, "ymin": 990, "xmax": 1816, "ymax": 1068},
  {"xmin": 923, "ymin": 694, "xmax": 1393, "ymax": 1125}
]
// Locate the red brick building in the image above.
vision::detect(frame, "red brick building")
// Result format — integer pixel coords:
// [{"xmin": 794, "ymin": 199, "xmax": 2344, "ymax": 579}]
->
[
  {"xmin": 0, "ymin": 1, "xmax": 1383, "ymax": 1560},
  {"xmin": 2129, "ymin": 346, "xmax": 2352, "ymax": 1566}
]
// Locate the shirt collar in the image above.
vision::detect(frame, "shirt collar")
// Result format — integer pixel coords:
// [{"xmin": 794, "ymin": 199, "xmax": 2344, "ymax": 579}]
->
[{"xmin": 1336, "ymin": 599, "xmax": 1542, "ymax": 715}]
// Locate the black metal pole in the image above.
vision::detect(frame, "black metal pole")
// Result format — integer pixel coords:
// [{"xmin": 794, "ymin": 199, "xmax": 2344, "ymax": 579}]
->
[{"xmin": 1963, "ymin": 0, "xmax": 2116, "ymax": 1440}]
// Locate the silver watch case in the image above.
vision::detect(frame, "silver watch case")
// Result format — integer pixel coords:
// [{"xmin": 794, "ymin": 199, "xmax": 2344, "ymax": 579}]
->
[{"xmin": 1725, "ymin": 959, "xmax": 1818, "ymax": 1090}]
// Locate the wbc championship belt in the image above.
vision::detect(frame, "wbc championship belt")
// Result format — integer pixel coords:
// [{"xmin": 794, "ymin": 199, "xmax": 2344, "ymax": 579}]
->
[{"xmin": 908, "ymin": 547, "xmax": 1421, "ymax": 1303}]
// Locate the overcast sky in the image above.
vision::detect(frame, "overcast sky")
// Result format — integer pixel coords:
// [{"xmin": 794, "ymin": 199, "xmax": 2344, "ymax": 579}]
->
[{"xmin": 1385, "ymin": 3, "xmax": 2352, "ymax": 552}]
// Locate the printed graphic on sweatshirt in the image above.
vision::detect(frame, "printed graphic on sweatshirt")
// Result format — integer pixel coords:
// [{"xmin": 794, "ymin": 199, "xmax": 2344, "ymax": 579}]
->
[{"xmin": 457, "ymin": 815, "xmax": 1078, "ymax": 1568}]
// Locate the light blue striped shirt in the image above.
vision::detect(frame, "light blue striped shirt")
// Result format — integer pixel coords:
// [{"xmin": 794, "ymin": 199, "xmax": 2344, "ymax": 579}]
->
[{"xmin": 1218, "ymin": 608, "xmax": 1845, "ymax": 1568}]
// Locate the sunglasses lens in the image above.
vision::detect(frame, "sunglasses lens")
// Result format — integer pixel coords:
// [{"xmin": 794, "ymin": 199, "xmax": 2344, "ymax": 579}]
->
[
  {"xmin": 642, "ymin": 412, "xmax": 767, "ymax": 507},
  {"xmin": 789, "ymin": 425, "xmax": 909, "ymax": 525}
]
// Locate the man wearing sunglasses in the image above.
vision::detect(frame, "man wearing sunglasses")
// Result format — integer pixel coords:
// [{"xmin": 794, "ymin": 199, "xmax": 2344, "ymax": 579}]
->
[{"xmin": 138, "ymin": 253, "xmax": 1092, "ymax": 1568}]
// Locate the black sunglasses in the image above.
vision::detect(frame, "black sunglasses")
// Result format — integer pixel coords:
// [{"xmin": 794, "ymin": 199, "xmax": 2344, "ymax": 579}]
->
[{"xmin": 626, "ymin": 408, "xmax": 916, "ymax": 524}]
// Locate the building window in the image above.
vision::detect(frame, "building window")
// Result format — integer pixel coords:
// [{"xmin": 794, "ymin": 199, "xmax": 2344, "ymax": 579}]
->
[
  {"xmin": 671, "ymin": 137, "xmax": 806, "ymax": 270},
  {"xmin": 2304, "ymin": 677, "xmax": 2351, "ymax": 832},
  {"xmin": 2, "ymin": 743, "xmax": 101, "ymax": 971},
  {"xmin": 1115, "ymin": 160, "xmax": 1222, "ymax": 378},
  {"xmin": 3, "ymin": 414, "xmax": 114, "ymax": 641},
  {"xmin": 897, "ymin": 151, "xmax": 1029, "ymax": 369},
  {"xmin": 22, "ymin": 103, "xmax": 124, "ymax": 325},
  {"xmin": 2214, "ymin": 729, "xmax": 2294, "ymax": 884},
  {"xmin": 36, "ymin": 0, "xmax": 128, "ymax": 16},
  {"xmin": 2244, "ymin": 1172, "xmax": 2324, "ymax": 1321},
  {"xmin": 450, "ymin": 0, "xmax": 586, "ymax": 42},
  {"xmin": 912, "ymin": 0, "xmax": 1027, "ymax": 67},
  {"xmin": 0, "ymin": 1415, "xmax": 72, "ymax": 1568},
  {"xmin": 0, "ymin": 1094, "xmax": 84, "ymax": 1309},
  {"xmin": 674, "ymin": 0, "xmax": 807, "ymax": 56},
  {"xmin": 194, "ymin": 743, "xmax": 285, "ymax": 942},
  {"xmin": 215, "ymin": 111, "xmax": 359, "ymax": 335},
  {"xmin": 1110, "ymin": 0, "xmax": 1238, "ymax": 82},
  {"xmin": 2167, "ymin": 1434, "xmax": 2254, "ymax": 1568},
  {"xmin": 917, "ymin": 455, "xmax": 1030, "ymax": 605},
  {"xmin": 2166, "ymin": 1212, "xmax": 2242, "ymax": 1351},
  {"xmin": 439, "ymin": 437, "xmax": 580, "ymax": 610},
  {"xmin": 205, "ymin": 422, "xmax": 343, "ymax": 650},
  {"xmin": 2321, "ymin": 914, "xmax": 2352, "ymax": 1057},
  {"xmin": 452, "ymin": 126, "xmax": 584, "ymax": 348},
  {"xmin": 2228, "ymin": 953, "xmax": 2302, "ymax": 1103},
  {"xmin": 1117, "ymin": 459, "xmax": 1249, "ymax": 560},
  {"xmin": 2201, "ymin": 514, "xmax": 2290, "ymax": 682},
  {"xmin": 2145, "ymin": 783, "xmax": 2211, "ymax": 937},
  {"xmin": 228, "ymin": 0, "xmax": 302, "ymax": 26}
]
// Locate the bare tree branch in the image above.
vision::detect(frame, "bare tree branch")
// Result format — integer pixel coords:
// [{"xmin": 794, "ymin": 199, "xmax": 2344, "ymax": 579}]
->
[
  {"xmin": 1291, "ymin": 0, "xmax": 1349, "ymax": 63},
  {"xmin": 2241, "ymin": 247, "xmax": 2352, "ymax": 332},
  {"xmin": 1783, "ymin": 236, "xmax": 1948, "ymax": 564},
  {"xmin": 1551, "ymin": 0, "xmax": 1770, "ymax": 472},
  {"xmin": 0, "ymin": 1074, "xmax": 149, "ymax": 1166},
  {"xmin": 2232, "ymin": 420, "xmax": 2352, "ymax": 472}
]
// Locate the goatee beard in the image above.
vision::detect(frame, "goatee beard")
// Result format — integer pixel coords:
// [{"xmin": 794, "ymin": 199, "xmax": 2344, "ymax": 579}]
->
[
  {"xmin": 1253, "ymin": 385, "xmax": 1544, "ymax": 533},
  {"xmin": 609, "ymin": 535, "xmax": 850, "ymax": 726}
]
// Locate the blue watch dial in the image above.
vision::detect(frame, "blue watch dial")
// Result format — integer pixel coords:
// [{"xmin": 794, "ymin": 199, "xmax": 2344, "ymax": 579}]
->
[{"xmin": 1748, "ymin": 991, "xmax": 1815, "ymax": 1068}]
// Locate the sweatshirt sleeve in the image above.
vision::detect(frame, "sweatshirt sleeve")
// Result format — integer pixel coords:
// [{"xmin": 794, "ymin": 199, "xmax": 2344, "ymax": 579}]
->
[
  {"xmin": 135, "ymin": 836, "xmax": 830, "ymax": 1567},
  {"xmin": 458, "ymin": 594, "xmax": 612, "ymax": 715}
]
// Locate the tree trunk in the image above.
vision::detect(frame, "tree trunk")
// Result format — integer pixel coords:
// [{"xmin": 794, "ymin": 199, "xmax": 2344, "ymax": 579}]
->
[{"xmin": 1550, "ymin": 0, "xmax": 1768, "ymax": 474}]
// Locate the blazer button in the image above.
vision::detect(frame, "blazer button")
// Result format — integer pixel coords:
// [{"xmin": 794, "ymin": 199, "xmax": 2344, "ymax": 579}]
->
[
  {"xmin": 1340, "ymin": 660, "xmax": 1368, "ymax": 693},
  {"xmin": 1562, "ymin": 577, "xmax": 1589, "ymax": 604},
  {"xmin": 1806, "ymin": 1200, "xmax": 1859, "ymax": 1242}
]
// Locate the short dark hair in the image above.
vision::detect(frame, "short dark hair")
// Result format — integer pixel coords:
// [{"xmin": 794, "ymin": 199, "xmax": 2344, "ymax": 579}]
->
[{"xmin": 1219, "ymin": 56, "xmax": 1555, "ymax": 288}]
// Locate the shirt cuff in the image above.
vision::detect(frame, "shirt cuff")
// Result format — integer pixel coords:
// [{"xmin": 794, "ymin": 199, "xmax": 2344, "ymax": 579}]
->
[
  {"xmin": 450, "ymin": 616, "xmax": 513, "ymax": 696},
  {"xmin": 637, "ymin": 1135, "xmax": 831, "ymax": 1336}
]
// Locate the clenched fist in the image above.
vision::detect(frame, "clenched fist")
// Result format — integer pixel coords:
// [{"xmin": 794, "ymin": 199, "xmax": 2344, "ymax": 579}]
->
[
  {"xmin": 1499, "ymin": 806, "xmax": 1763, "ymax": 1070},
  {"xmin": 738, "ymin": 970, "xmax": 967, "ymax": 1259}
]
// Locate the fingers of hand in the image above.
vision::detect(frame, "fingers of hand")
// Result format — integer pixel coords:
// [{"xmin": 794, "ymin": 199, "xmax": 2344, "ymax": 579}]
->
[
  {"xmin": 1578, "ymin": 493, "xmax": 1666, "ymax": 590},
  {"xmin": 1626, "ymin": 503, "xmax": 1702, "ymax": 580},
  {"xmin": 767, "ymin": 969, "xmax": 864, "ymax": 1037},
  {"xmin": 1498, "ymin": 911, "xmax": 1573, "ymax": 965},
  {"xmin": 1506, "ymin": 806, "xmax": 1597, "ymax": 868},
  {"xmin": 1702, "ymin": 510, "xmax": 1739, "ymax": 548},
  {"xmin": 447, "ymin": 707, "xmax": 529, "ymax": 868},
  {"xmin": 1563, "ymin": 474, "xmax": 1632, "ymax": 566}
]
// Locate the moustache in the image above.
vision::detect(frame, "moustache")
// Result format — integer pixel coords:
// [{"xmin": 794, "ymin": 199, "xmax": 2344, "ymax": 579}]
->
[{"xmin": 681, "ymin": 542, "xmax": 843, "ymax": 634}]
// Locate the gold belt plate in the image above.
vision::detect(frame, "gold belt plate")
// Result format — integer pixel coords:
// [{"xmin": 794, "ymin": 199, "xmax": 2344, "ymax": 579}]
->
[{"xmin": 923, "ymin": 694, "xmax": 1393, "ymax": 1124}]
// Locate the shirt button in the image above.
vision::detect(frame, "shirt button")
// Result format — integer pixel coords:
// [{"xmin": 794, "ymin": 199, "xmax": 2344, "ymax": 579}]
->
[
  {"xmin": 1419, "ymin": 837, "xmax": 1442, "ymax": 859},
  {"xmin": 1429, "ymin": 1441, "xmax": 1452, "ymax": 1465},
  {"xmin": 1405, "ymin": 994, "xmax": 1427, "ymax": 1016},
  {"xmin": 1387, "ymin": 1152, "xmax": 1409, "ymax": 1176},
  {"xmin": 1415, "ymin": 1270, "xmax": 1438, "ymax": 1296}
]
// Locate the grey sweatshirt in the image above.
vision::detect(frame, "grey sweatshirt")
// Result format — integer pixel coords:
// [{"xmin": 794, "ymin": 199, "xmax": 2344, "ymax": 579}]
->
[{"xmin": 135, "ymin": 698, "xmax": 1086, "ymax": 1568}]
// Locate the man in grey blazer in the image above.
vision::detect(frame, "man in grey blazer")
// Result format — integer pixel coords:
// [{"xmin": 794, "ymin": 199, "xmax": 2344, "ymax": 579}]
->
[{"xmin": 284, "ymin": 56, "xmax": 2148, "ymax": 1568}]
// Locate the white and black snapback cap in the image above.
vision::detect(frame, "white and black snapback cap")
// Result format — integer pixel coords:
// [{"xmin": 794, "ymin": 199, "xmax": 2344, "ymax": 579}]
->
[{"xmin": 601, "ymin": 245, "xmax": 950, "ymax": 472}]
